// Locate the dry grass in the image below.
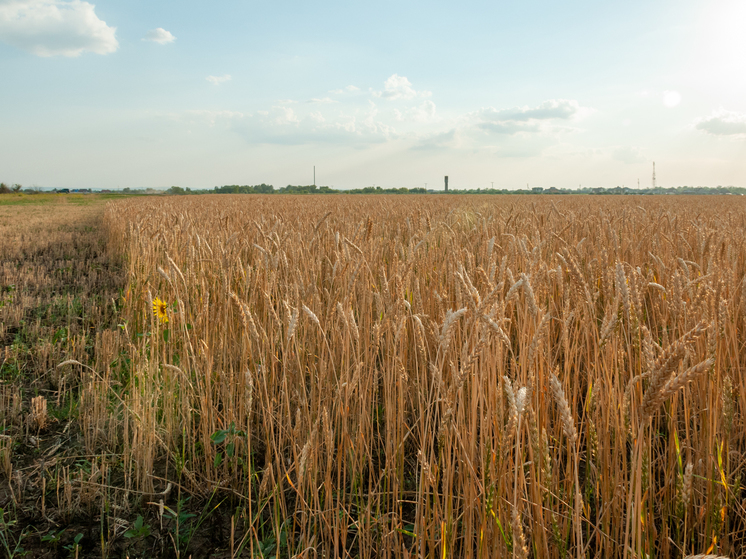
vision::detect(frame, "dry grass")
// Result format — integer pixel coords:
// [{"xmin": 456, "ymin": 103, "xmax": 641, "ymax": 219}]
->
[{"xmin": 3, "ymin": 193, "xmax": 746, "ymax": 557}]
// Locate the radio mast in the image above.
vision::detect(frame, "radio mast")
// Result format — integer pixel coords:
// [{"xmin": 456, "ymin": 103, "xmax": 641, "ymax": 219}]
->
[{"xmin": 652, "ymin": 162, "xmax": 656, "ymax": 189}]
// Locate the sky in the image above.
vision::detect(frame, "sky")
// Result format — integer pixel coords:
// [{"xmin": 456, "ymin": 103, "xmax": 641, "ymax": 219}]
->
[{"xmin": 1, "ymin": 0, "xmax": 745, "ymax": 191}]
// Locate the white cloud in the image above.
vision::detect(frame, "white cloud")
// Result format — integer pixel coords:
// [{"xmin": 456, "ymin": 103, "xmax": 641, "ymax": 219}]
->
[
  {"xmin": 331, "ymin": 85, "xmax": 360, "ymax": 94},
  {"xmin": 274, "ymin": 106, "xmax": 299, "ymax": 125},
  {"xmin": 307, "ymin": 97, "xmax": 338, "ymax": 104},
  {"xmin": 206, "ymin": 74, "xmax": 231, "ymax": 85},
  {"xmin": 143, "ymin": 27, "xmax": 174, "ymax": 44},
  {"xmin": 475, "ymin": 116, "xmax": 541, "ymax": 135},
  {"xmin": 373, "ymin": 74, "xmax": 431, "ymax": 100},
  {"xmin": 695, "ymin": 109, "xmax": 746, "ymax": 137},
  {"xmin": 412, "ymin": 129, "xmax": 459, "ymax": 151},
  {"xmin": 663, "ymin": 90, "xmax": 681, "ymax": 108},
  {"xmin": 470, "ymin": 99, "xmax": 590, "ymax": 135},
  {"xmin": 182, "ymin": 104, "xmax": 394, "ymax": 147},
  {"xmin": 494, "ymin": 99, "xmax": 587, "ymax": 121},
  {"xmin": 177, "ymin": 94, "xmax": 589, "ymax": 155},
  {"xmin": 0, "ymin": 0, "xmax": 117, "ymax": 57},
  {"xmin": 404, "ymin": 100, "xmax": 437, "ymax": 123}
]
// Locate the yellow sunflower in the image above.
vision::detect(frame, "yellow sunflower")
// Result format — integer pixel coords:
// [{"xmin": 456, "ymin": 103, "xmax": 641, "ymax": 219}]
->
[{"xmin": 152, "ymin": 297, "xmax": 169, "ymax": 324}]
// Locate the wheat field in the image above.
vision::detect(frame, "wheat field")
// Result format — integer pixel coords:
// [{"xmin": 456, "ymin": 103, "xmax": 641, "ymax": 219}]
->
[
  {"xmin": 92, "ymin": 194, "xmax": 744, "ymax": 558},
  {"xmin": 4, "ymin": 193, "xmax": 745, "ymax": 557}
]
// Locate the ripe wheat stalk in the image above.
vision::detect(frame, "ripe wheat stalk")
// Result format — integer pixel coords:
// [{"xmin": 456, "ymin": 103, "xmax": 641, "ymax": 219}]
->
[{"xmin": 79, "ymin": 194, "xmax": 746, "ymax": 558}]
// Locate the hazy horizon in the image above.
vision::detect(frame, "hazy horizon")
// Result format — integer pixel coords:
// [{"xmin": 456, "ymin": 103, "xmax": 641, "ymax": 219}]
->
[{"xmin": 1, "ymin": 0, "xmax": 745, "ymax": 190}]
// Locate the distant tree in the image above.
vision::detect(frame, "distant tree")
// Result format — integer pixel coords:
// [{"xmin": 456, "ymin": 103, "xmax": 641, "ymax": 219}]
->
[
  {"xmin": 255, "ymin": 183, "xmax": 274, "ymax": 193},
  {"xmin": 12, "ymin": 184, "xmax": 22, "ymax": 192},
  {"xmin": 0, "ymin": 183, "xmax": 9, "ymax": 194},
  {"xmin": 166, "ymin": 186, "xmax": 185, "ymax": 195}
]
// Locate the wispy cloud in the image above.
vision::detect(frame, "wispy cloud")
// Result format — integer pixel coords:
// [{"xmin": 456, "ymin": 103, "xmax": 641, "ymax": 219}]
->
[
  {"xmin": 395, "ymin": 100, "xmax": 438, "ymax": 123},
  {"xmin": 307, "ymin": 97, "xmax": 338, "ymax": 104},
  {"xmin": 206, "ymin": 74, "xmax": 231, "ymax": 85},
  {"xmin": 180, "ymin": 94, "xmax": 591, "ymax": 155},
  {"xmin": 143, "ymin": 27, "xmax": 175, "ymax": 44},
  {"xmin": 411, "ymin": 129, "xmax": 458, "ymax": 151},
  {"xmin": 470, "ymin": 99, "xmax": 591, "ymax": 135},
  {"xmin": 695, "ymin": 109, "xmax": 746, "ymax": 137},
  {"xmin": 272, "ymin": 106, "xmax": 300, "ymax": 125},
  {"xmin": 373, "ymin": 74, "xmax": 431, "ymax": 100},
  {"xmin": 331, "ymin": 85, "xmax": 360, "ymax": 94},
  {"xmin": 0, "ymin": 0, "xmax": 118, "ymax": 57},
  {"xmin": 183, "ymin": 104, "xmax": 394, "ymax": 147}
]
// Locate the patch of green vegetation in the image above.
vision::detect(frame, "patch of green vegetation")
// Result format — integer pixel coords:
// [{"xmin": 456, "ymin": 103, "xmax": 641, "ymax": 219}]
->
[
  {"xmin": 66, "ymin": 194, "xmax": 97, "ymax": 206},
  {"xmin": 48, "ymin": 396, "xmax": 79, "ymax": 422},
  {"xmin": 0, "ymin": 506, "xmax": 30, "ymax": 558},
  {"xmin": 98, "ymin": 192, "xmax": 145, "ymax": 200},
  {"xmin": 123, "ymin": 515, "xmax": 151, "ymax": 539},
  {"xmin": 0, "ymin": 193, "xmax": 142, "ymax": 207},
  {"xmin": 0, "ymin": 193, "xmax": 61, "ymax": 206},
  {"xmin": 0, "ymin": 359, "xmax": 21, "ymax": 382}
]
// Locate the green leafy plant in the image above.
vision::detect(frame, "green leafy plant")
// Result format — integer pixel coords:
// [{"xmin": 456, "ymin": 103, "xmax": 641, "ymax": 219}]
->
[
  {"xmin": 123, "ymin": 515, "xmax": 151, "ymax": 539},
  {"xmin": 210, "ymin": 421, "xmax": 246, "ymax": 469},
  {"xmin": 63, "ymin": 533, "xmax": 83, "ymax": 558},
  {"xmin": 40, "ymin": 529, "xmax": 64, "ymax": 550},
  {"xmin": 0, "ymin": 507, "xmax": 29, "ymax": 558},
  {"xmin": 253, "ymin": 519, "xmax": 289, "ymax": 558}
]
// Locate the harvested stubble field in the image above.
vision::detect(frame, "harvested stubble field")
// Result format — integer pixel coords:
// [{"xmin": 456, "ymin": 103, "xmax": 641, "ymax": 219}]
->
[{"xmin": 2, "ymin": 193, "xmax": 746, "ymax": 559}]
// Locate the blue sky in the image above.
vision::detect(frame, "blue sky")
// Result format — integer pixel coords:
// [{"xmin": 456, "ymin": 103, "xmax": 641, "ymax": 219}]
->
[{"xmin": 1, "ymin": 0, "xmax": 745, "ymax": 190}]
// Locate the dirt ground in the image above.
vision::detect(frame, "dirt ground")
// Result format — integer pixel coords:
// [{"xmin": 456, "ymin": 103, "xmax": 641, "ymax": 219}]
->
[{"xmin": 0, "ymin": 194, "xmax": 240, "ymax": 559}]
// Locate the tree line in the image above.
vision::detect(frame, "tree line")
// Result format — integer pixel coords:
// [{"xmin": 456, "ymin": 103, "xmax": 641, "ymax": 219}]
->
[{"xmin": 162, "ymin": 184, "xmax": 746, "ymax": 196}]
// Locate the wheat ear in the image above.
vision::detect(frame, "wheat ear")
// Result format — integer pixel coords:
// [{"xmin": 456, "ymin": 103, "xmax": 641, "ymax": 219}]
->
[
  {"xmin": 549, "ymin": 372, "xmax": 577, "ymax": 446},
  {"xmin": 549, "ymin": 371, "xmax": 582, "ymax": 558},
  {"xmin": 640, "ymin": 321, "xmax": 708, "ymax": 420}
]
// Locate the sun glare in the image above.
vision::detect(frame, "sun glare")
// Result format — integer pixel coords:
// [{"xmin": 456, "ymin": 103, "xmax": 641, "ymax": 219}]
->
[{"xmin": 696, "ymin": 0, "xmax": 746, "ymax": 86}]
